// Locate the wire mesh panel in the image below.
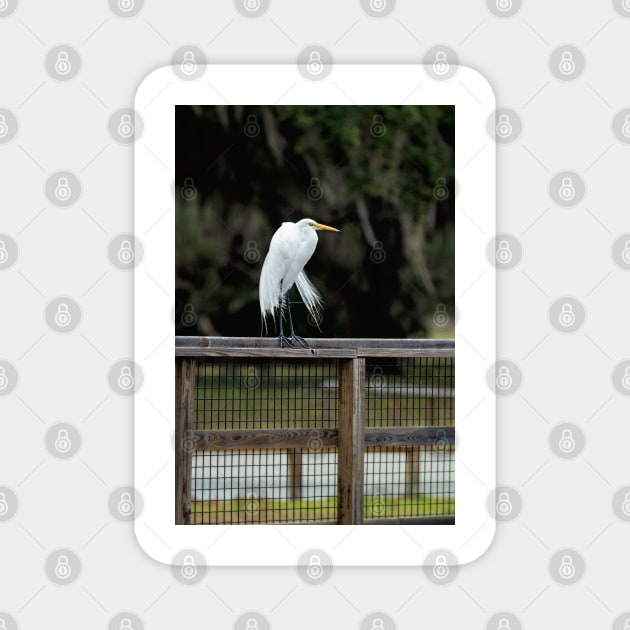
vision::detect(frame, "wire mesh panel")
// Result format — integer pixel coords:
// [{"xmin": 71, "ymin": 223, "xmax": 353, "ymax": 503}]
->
[
  {"xmin": 190, "ymin": 358, "xmax": 339, "ymax": 524},
  {"xmin": 363, "ymin": 356, "xmax": 455, "ymax": 521},
  {"xmin": 177, "ymin": 342, "xmax": 455, "ymax": 525}
]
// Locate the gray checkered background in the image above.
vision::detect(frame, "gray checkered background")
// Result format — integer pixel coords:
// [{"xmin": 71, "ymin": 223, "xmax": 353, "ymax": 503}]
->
[{"xmin": 1, "ymin": 1, "xmax": 629, "ymax": 628}]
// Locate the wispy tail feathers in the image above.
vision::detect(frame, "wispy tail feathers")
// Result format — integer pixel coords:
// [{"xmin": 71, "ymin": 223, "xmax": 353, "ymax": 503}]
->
[{"xmin": 295, "ymin": 271, "xmax": 322, "ymax": 326}]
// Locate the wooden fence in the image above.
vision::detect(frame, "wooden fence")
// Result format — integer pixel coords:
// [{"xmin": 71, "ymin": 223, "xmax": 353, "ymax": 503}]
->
[{"xmin": 175, "ymin": 337, "xmax": 455, "ymax": 525}]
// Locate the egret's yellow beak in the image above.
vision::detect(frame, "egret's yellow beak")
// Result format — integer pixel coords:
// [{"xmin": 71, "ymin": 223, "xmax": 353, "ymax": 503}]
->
[{"xmin": 313, "ymin": 222, "xmax": 339, "ymax": 232}]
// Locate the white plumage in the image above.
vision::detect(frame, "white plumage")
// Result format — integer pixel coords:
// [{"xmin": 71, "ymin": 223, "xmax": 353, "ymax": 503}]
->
[{"xmin": 259, "ymin": 218, "xmax": 338, "ymax": 342}]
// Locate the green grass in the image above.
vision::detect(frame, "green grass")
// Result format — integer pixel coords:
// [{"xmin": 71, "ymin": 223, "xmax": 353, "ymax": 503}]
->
[{"xmin": 190, "ymin": 495, "xmax": 455, "ymax": 524}]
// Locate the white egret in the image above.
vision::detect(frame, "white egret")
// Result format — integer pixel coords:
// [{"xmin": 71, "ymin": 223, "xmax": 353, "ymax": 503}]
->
[{"xmin": 259, "ymin": 218, "xmax": 339, "ymax": 347}]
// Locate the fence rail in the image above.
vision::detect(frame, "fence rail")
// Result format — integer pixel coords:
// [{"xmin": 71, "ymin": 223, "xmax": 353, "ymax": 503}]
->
[{"xmin": 175, "ymin": 337, "xmax": 455, "ymax": 526}]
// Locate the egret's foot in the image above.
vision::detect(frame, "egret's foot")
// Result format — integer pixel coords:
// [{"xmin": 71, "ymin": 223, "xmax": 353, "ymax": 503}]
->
[
  {"xmin": 278, "ymin": 335, "xmax": 309, "ymax": 348},
  {"xmin": 289, "ymin": 335, "xmax": 309, "ymax": 348},
  {"xmin": 279, "ymin": 335, "xmax": 294, "ymax": 348}
]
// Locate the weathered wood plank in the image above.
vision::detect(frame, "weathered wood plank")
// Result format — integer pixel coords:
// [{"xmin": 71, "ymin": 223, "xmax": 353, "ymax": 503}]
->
[
  {"xmin": 337, "ymin": 358, "xmax": 365, "ymax": 525},
  {"xmin": 188, "ymin": 426, "xmax": 454, "ymax": 450},
  {"xmin": 176, "ymin": 336, "xmax": 454, "ymax": 350},
  {"xmin": 364, "ymin": 426, "xmax": 455, "ymax": 447},
  {"xmin": 176, "ymin": 336, "xmax": 454, "ymax": 358},
  {"xmin": 176, "ymin": 346, "xmax": 357, "ymax": 358},
  {"xmin": 175, "ymin": 358, "xmax": 196, "ymax": 525},
  {"xmin": 190, "ymin": 428, "xmax": 338, "ymax": 450},
  {"xmin": 357, "ymin": 348, "xmax": 454, "ymax": 358}
]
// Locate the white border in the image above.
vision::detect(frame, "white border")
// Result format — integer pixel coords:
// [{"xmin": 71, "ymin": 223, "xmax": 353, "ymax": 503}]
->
[{"xmin": 134, "ymin": 64, "xmax": 496, "ymax": 566}]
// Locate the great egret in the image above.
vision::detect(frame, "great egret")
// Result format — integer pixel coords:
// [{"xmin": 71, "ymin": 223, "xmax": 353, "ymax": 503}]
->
[{"xmin": 259, "ymin": 218, "xmax": 339, "ymax": 347}]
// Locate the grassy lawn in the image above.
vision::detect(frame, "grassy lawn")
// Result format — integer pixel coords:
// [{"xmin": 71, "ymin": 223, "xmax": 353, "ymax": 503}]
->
[{"xmin": 190, "ymin": 495, "xmax": 455, "ymax": 524}]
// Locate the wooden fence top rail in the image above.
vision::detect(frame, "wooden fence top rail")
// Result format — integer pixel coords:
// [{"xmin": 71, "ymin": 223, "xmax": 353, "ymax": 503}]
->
[{"xmin": 176, "ymin": 336, "xmax": 455, "ymax": 358}]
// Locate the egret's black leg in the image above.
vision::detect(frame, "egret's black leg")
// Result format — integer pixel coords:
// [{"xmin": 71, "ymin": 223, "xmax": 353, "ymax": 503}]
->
[
  {"xmin": 277, "ymin": 286, "xmax": 293, "ymax": 347},
  {"xmin": 286, "ymin": 293, "xmax": 308, "ymax": 348}
]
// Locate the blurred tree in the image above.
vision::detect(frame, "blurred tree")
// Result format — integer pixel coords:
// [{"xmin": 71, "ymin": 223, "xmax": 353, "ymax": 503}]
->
[{"xmin": 175, "ymin": 104, "xmax": 454, "ymax": 339}]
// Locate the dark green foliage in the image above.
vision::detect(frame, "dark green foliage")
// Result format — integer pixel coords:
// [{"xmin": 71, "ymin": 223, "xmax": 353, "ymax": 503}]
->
[{"xmin": 175, "ymin": 105, "xmax": 454, "ymax": 338}]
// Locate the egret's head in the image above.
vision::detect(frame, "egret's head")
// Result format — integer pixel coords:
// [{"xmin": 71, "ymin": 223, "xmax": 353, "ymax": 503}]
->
[{"xmin": 301, "ymin": 218, "xmax": 339, "ymax": 232}]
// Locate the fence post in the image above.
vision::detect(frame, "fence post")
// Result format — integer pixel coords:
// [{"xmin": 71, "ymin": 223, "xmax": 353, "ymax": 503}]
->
[
  {"xmin": 338, "ymin": 358, "xmax": 365, "ymax": 524},
  {"xmin": 175, "ymin": 357, "xmax": 196, "ymax": 524},
  {"xmin": 287, "ymin": 450, "xmax": 302, "ymax": 500}
]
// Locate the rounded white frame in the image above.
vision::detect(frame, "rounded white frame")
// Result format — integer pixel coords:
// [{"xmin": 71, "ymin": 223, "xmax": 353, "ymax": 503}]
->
[{"xmin": 134, "ymin": 64, "xmax": 496, "ymax": 566}]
